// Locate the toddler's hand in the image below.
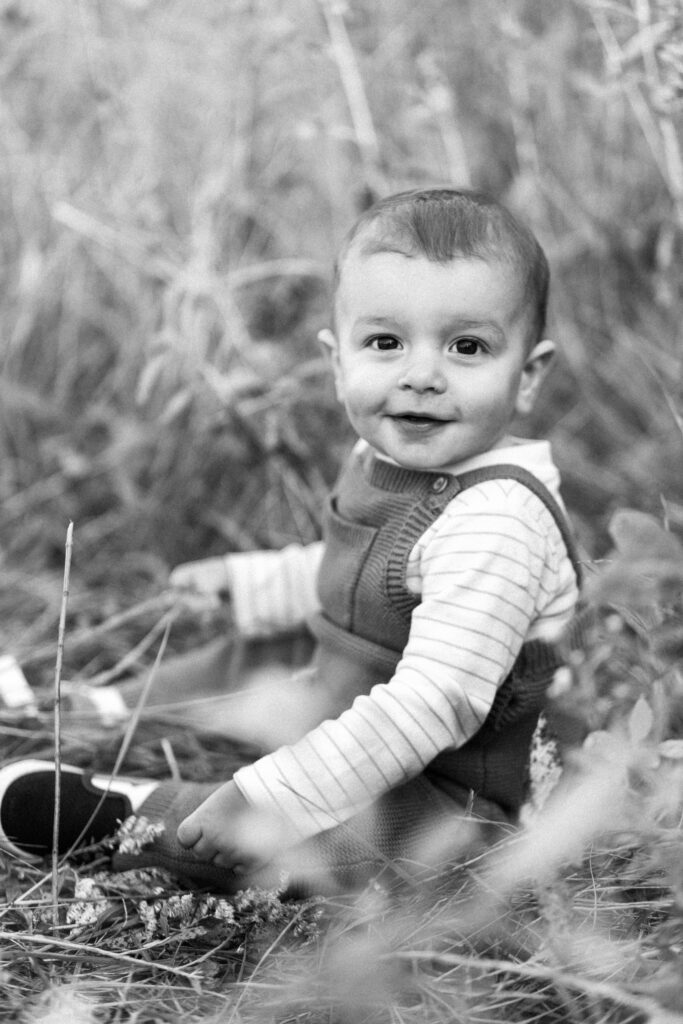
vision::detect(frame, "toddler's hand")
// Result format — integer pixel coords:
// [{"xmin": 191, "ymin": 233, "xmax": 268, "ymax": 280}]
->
[{"xmin": 169, "ymin": 557, "xmax": 231, "ymax": 611}]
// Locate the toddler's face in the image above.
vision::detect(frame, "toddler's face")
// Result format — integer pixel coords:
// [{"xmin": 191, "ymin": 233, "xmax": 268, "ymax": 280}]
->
[{"xmin": 321, "ymin": 249, "xmax": 554, "ymax": 471}]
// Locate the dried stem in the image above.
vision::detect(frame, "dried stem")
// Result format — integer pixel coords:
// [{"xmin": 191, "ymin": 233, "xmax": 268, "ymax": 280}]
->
[
  {"xmin": 590, "ymin": 1, "xmax": 683, "ymax": 220},
  {"xmin": 390, "ymin": 950, "xmax": 668, "ymax": 1022},
  {"xmin": 0, "ymin": 930, "xmax": 200, "ymax": 984},
  {"xmin": 111, "ymin": 611, "xmax": 176, "ymax": 778},
  {"xmin": 19, "ymin": 593, "xmax": 175, "ymax": 668},
  {"xmin": 160, "ymin": 736, "xmax": 181, "ymax": 782},
  {"xmin": 317, "ymin": 0, "xmax": 384, "ymax": 191},
  {"xmin": 417, "ymin": 51, "xmax": 471, "ymax": 187},
  {"xmin": 77, "ymin": 604, "xmax": 178, "ymax": 686},
  {"xmin": 51, "ymin": 520, "xmax": 73, "ymax": 933}
]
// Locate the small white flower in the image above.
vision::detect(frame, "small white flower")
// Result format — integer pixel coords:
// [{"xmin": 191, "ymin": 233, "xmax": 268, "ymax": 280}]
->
[
  {"xmin": 137, "ymin": 899, "xmax": 160, "ymax": 941},
  {"xmin": 67, "ymin": 879, "xmax": 111, "ymax": 934},
  {"xmin": 116, "ymin": 816, "xmax": 165, "ymax": 855}
]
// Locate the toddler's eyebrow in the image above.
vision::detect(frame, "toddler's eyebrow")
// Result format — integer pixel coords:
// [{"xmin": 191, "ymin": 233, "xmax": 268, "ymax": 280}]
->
[
  {"xmin": 354, "ymin": 316, "xmax": 399, "ymax": 328},
  {"xmin": 452, "ymin": 318, "xmax": 505, "ymax": 339}
]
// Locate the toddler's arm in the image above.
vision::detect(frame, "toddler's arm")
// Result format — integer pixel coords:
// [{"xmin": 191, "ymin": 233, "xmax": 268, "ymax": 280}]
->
[{"xmin": 169, "ymin": 542, "xmax": 324, "ymax": 636}]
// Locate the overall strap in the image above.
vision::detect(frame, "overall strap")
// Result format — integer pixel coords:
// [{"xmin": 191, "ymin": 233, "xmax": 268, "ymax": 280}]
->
[{"xmin": 453, "ymin": 463, "xmax": 583, "ymax": 587}]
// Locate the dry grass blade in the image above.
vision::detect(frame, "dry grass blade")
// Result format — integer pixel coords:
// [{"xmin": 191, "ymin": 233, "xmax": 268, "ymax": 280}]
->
[
  {"xmin": 316, "ymin": 0, "xmax": 385, "ymax": 191},
  {"xmin": 389, "ymin": 950, "xmax": 677, "ymax": 1023},
  {"xmin": 78, "ymin": 603, "xmax": 179, "ymax": 687},
  {"xmin": 52, "ymin": 521, "xmax": 73, "ymax": 932},
  {"xmin": 17, "ymin": 595, "xmax": 176, "ymax": 670},
  {"xmin": 0, "ymin": 930, "xmax": 202, "ymax": 987}
]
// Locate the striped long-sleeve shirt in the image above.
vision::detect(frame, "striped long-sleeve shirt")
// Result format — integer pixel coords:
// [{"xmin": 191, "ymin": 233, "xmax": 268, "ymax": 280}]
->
[{"xmin": 225, "ymin": 439, "xmax": 579, "ymax": 840}]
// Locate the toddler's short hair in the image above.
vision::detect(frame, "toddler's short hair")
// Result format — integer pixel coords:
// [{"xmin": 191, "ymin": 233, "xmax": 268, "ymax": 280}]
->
[{"xmin": 334, "ymin": 188, "xmax": 550, "ymax": 348}]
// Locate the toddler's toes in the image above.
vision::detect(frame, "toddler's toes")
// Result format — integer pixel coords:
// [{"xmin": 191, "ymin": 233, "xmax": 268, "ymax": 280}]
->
[
  {"xmin": 176, "ymin": 814, "xmax": 202, "ymax": 849},
  {"xmin": 186, "ymin": 833, "xmax": 221, "ymax": 863}
]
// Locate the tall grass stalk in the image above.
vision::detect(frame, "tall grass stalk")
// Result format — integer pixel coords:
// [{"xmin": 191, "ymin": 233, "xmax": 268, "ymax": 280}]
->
[{"xmin": 51, "ymin": 520, "xmax": 73, "ymax": 932}]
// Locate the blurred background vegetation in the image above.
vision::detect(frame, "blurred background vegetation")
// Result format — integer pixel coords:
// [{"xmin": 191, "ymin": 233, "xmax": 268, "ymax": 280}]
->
[{"xmin": 1, "ymin": 0, "xmax": 682, "ymax": 673}]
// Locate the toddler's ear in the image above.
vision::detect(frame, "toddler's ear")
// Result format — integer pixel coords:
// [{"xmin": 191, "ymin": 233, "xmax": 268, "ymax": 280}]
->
[
  {"xmin": 317, "ymin": 328, "xmax": 345, "ymax": 402},
  {"xmin": 515, "ymin": 339, "xmax": 555, "ymax": 416},
  {"xmin": 317, "ymin": 328, "xmax": 337, "ymax": 354},
  {"xmin": 318, "ymin": 328, "xmax": 341, "ymax": 371}
]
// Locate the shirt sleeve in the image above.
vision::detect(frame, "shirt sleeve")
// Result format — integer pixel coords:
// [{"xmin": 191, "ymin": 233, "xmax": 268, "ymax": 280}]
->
[
  {"xmin": 224, "ymin": 542, "xmax": 324, "ymax": 637},
  {"xmin": 232, "ymin": 480, "xmax": 578, "ymax": 839}
]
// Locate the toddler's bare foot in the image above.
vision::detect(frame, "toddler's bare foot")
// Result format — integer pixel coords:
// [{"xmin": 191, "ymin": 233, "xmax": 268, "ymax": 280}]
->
[{"xmin": 176, "ymin": 780, "xmax": 285, "ymax": 873}]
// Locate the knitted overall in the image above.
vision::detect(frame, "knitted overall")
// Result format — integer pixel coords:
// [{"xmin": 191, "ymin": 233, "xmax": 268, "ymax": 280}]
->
[
  {"xmin": 117, "ymin": 449, "xmax": 581, "ymax": 893},
  {"xmin": 310, "ymin": 447, "xmax": 582, "ymax": 815},
  {"xmin": 287, "ymin": 448, "xmax": 582, "ymax": 887}
]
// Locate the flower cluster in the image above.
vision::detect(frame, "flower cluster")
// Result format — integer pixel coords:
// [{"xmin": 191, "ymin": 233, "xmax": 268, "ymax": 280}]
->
[
  {"xmin": 137, "ymin": 891, "xmax": 236, "ymax": 941},
  {"xmin": 115, "ymin": 815, "xmax": 166, "ymax": 855},
  {"xmin": 67, "ymin": 877, "xmax": 112, "ymax": 934},
  {"xmin": 522, "ymin": 716, "xmax": 563, "ymax": 823}
]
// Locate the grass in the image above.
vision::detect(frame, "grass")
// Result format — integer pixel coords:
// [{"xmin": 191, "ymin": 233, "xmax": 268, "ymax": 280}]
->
[{"xmin": 2, "ymin": 0, "xmax": 683, "ymax": 1019}]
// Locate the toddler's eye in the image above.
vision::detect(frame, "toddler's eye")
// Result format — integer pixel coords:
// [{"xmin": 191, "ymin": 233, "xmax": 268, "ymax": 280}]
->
[
  {"xmin": 369, "ymin": 335, "xmax": 401, "ymax": 351},
  {"xmin": 453, "ymin": 337, "xmax": 483, "ymax": 355}
]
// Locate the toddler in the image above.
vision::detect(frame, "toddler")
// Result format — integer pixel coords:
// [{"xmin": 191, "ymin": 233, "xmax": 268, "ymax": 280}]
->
[{"xmin": 0, "ymin": 188, "xmax": 581, "ymax": 893}]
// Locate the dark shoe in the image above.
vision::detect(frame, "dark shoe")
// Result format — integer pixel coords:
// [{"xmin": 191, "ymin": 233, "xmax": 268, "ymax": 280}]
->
[{"xmin": 0, "ymin": 759, "xmax": 157, "ymax": 862}]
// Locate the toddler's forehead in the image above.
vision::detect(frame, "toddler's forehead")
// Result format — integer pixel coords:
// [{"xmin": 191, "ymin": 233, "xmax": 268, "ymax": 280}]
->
[{"xmin": 335, "ymin": 241, "xmax": 522, "ymax": 304}]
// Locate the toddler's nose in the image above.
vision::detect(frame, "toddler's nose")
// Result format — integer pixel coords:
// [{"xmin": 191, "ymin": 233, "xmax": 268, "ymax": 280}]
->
[{"xmin": 398, "ymin": 355, "xmax": 446, "ymax": 393}]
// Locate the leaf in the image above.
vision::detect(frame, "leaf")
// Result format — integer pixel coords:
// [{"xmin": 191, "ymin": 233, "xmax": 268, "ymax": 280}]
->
[
  {"xmin": 608, "ymin": 508, "xmax": 683, "ymax": 561},
  {"xmin": 628, "ymin": 696, "xmax": 654, "ymax": 745},
  {"xmin": 658, "ymin": 739, "xmax": 683, "ymax": 760}
]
